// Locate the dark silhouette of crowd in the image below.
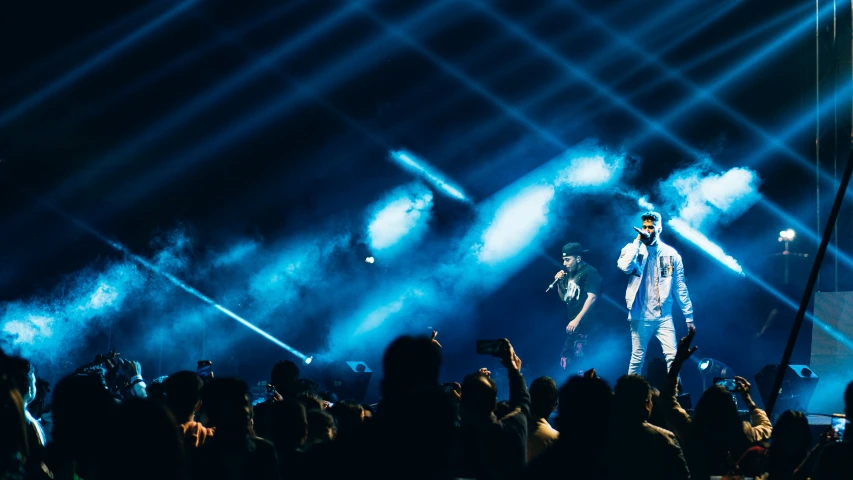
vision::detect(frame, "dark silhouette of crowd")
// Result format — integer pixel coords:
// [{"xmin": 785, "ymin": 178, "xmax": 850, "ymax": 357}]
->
[{"xmin": 0, "ymin": 328, "xmax": 850, "ymax": 480}]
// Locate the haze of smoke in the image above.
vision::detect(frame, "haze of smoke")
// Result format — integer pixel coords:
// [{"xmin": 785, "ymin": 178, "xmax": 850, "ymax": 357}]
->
[
  {"xmin": 658, "ymin": 160, "xmax": 762, "ymax": 230},
  {"xmin": 0, "ymin": 260, "xmax": 149, "ymax": 371}
]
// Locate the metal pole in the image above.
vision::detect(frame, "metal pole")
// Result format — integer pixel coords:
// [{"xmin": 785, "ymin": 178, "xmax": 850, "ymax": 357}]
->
[
  {"xmin": 817, "ymin": 0, "xmax": 823, "ymax": 291},
  {"xmin": 834, "ymin": 0, "xmax": 840, "ymax": 292},
  {"xmin": 766, "ymin": 150, "xmax": 853, "ymax": 416}
]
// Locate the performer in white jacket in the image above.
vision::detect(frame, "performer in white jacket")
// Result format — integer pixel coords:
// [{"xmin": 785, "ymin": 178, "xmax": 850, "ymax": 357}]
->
[{"xmin": 617, "ymin": 211, "xmax": 694, "ymax": 375}]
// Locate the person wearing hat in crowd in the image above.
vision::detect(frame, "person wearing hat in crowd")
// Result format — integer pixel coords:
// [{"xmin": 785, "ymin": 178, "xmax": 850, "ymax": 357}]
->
[
  {"xmin": 617, "ymin": 211, "xmax": 695, "ymax": 375},
  {"xmin": 553, "ymin": 242, "xmax": 603, "ymax": 371}
]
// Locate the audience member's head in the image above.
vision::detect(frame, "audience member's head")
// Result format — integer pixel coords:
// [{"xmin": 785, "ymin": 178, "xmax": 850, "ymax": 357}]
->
[
  {"xmin": 5, "ymin": 356, "xmax": 36, "ymax": 405},
  {"xmin": 381, "ymin": 335, "xmax": 441, "ymax": 400},
  {"xmin": 613, "ymin": 374, "xmax": 653, "ymax": 424},
  {"xmin": 50, "ymin": 374, "xmax": 117, "ymax": 477},
  {"xmin": 556, "ymin": 375, "xmax": 613, "ymax": 445},
  {"xmin": 529, "ymin": 376, "xmax": 559, "ymax": 420},
  {"xmin": 295, "ymin": 392, "xmax": 323, "ymax": 412},
  {"xmin": 687, "ymin": 385, "xmax": 751, "ymax": 476},
  {"xmin": 164, "ymin": 371, "xmax": 203, "ymax": 423},
  {"xmin": 271, "ymin": 360, "xmax": 300, "ymax": 398},
  {"xmin": 268, "ymin": 400, "xmax": 308, "ymax": 451},
  {"xmin": 771, "ymin": 410, "xmax": 811, "ymax": 455},
  {"xmin": 328, "ymin": 400, "xmax": 364, "ymax": 437},
  {"xmin": 461, "ymin": 371, "xmax": 497, "ymax": 418},
  {"xmin": 305, "ymin": 409, "xmax": 336, "ymax": 446},
  {"xmin": 199, "ymin": 378, "xmax": 251, "ymax": 434},
  {"xmin": 98, "ymin": 399, "xmax": 185, "ymax": 480}
]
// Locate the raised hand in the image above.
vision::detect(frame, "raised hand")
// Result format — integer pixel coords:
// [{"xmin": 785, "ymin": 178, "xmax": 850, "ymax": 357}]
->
[{"xmin": 674, "ymin": 327, "xmax": 698, "ymax": 366}]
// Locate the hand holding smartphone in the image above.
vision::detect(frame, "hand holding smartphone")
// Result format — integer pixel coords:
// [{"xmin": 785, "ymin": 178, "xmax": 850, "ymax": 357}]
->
[{"xmin": 197, "ymin": 360, "xmax": 213, "ymax": 380}]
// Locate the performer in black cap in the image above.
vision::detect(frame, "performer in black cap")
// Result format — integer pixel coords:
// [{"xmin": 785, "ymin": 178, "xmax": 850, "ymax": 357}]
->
[{"xmin": 553, "ymin": 242, "xmax": 602, "ymax": 370}]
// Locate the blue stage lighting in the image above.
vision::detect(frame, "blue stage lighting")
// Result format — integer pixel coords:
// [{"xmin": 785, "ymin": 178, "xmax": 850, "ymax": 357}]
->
[
  {"xmin": 668, "ymin": 218, "xmax": 745, "ymax": 276},
  {"xmin": 366, "ymin": 183, "xmax": 434, "ymax": 256},
  {"xmin": 554, "ymin": 154, "xmax": 621, "ymax": 189},
  {"xmin": 477, "ymin": 184, "xmax": 555, "ymax": 266},
  {"xmin": 388, "ymin": 150, "xmax": 469, "ymax": 202}
]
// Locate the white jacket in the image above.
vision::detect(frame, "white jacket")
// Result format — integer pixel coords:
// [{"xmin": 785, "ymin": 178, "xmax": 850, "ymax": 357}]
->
[{"xmin": 617, "ymin": 239, "xmax": 694, "ymax": 322}]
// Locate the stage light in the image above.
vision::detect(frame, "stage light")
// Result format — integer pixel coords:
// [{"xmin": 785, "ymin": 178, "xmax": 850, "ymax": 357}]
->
[
  {"xmin": 388, "ymin": 150, "xmax": 469, "ymax": 202},
  {"xmin": 779, "ymin": 229, "xmax": 795, "ymax": 241},
  {"xmin": 477, "ymin": 184, "xmax": 555, "ymax": 265},
  {"xmin": 697, "ymin": 357, "xmax": 733, "ymax": 390},
  {"xmin": 304, "ymin": 355, "xmax": 314, "ymax": 365},
  {"xmin": 366, "ymin": 183, "xmax": 433, "ymax": 257},
  {"xmin": 365, "ymin": 257, "xmax": 375, "ymax": 264}
]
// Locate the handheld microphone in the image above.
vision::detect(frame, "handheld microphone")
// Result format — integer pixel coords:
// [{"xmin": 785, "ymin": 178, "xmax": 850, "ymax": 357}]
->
[
  {"xmin": 545, "ymin": 273, "xmax": 564, "ymax": 293},
  {"xmin": 633, "ymin": 226, "xmax": 650, "ymax": 238}
]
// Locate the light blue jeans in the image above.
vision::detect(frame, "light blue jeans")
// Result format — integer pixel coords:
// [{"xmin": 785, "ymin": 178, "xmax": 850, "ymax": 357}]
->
[{"xmin": 628, "ymin": 317, "xmax": 677, "ymax": 375}]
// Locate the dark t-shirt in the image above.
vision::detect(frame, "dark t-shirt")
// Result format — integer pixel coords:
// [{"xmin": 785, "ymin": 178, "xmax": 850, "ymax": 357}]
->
[{"xmin": 557, "ymin": 263, "xmax": 603, "ymax": 322}]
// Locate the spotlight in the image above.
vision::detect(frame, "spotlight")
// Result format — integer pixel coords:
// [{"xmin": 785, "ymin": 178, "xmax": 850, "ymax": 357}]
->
[
  {"xmin": 365, "ymin": 256, "xmax": 375, "ymax": 264},
  {"xmin": 778, "ymin": 229, "xmax": 796, "ymax": 241},
  {"xmin": 303, "ymin": 355, "xmax": 314, "ymax": 365},
  {"xmin": 697, "ymin": 357, "xmax": 733, "ymax": 390}
]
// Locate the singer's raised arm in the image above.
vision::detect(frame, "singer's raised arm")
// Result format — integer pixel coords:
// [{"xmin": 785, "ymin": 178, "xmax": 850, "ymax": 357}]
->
[{"xmin": 617, "ymin": 239, "xmax": 642, "ymax": 276}]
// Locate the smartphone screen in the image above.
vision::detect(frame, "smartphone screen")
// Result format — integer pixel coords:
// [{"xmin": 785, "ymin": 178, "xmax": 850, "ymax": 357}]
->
[
  {"xmin": 476, "ymin": 340, "xmax": 502, "ymax": 356},
  {"xmin": 714, "ymin": 378, "xmax": 737, "ymax": 392},
  {"xmin": 197, "ymin": 360, "xmax": 212, "ymax": 379},
  {"xmin": 832, "ymin": 415, "xmax": 847, "ymax": 440}
]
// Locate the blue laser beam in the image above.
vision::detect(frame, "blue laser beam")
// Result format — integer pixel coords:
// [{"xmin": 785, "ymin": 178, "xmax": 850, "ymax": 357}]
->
[
  {"xmin": 0, "ymin": 0, "xmax": 200, "ymax": 127},
  {"xmin": 0, "ymin": 0, "xmax": 172, "ymax": 93},
  {"xmin": 45, "ymin": 203, "xmax": 307, "ymax": 360},
  {"xmin": 39, "ymin": 0, "xmax": 306, "ymax": 139}
]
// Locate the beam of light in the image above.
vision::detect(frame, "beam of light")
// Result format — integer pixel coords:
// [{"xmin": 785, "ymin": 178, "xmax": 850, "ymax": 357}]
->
[
  {"xmin": 99, "ymin": 0, "xmax": 370, "ymax": 169},
  {"xmin": 366, "ymin": 183, "xmax": 434, "ymax": 255},
  {"xmin": 602, "ymin": 3, "xmax": 810, "ymax": 125},
  {"xmin": 0, "ymin": 0, "xmax": 200, "ymax": 127},
  {"xmin": 667, "ymin": 218, "xmax": 745, "ymax": 276},
  {"xmin": 567, "ymin": 0, "xmax": 821, "ymax": 174},
  {"xmin": 422, "ymin": 0, "xmax": 729, "ymax": 165},
  {"xmin": 0, "ymin": 0, "xmax": 172, "ymax": 92},
  {"xmin": 54, "ymin": 0, "xmax": 462, "ymax": 220},
  {"xmin": 752, "ymin": 276, "xmax": 853, "ymax": 351},
  {"xmin": 385, "ymin": 0, "xmax": 688, "ymax": 137},
  {"xmin": 477, "ymin": 184, "xmax": 556, "ymax": 266},
  {"xmin": 359, "ymin": 5, "xmax": 569, "ymax": 150},
  {"xmin": 40, "ymin": 0, "xmax": 305, "ymax": 139},
  {"xmin": 462, "ymin": 2, "xmax": 701, "ymax": 157},
  {"xmin": 388, "ymin": 150, "xmax": 469, "ymax": 202},
  {"xmin": 47, "ymin": 204, "xmax": 308, "ymax": 361},
  {"xmin": 743, "ymin": 77, "xmax": 853, "ymax": 181},
  {"xmin": 629, "ymin": 2, "xmax": 835, "ymax": 149}
]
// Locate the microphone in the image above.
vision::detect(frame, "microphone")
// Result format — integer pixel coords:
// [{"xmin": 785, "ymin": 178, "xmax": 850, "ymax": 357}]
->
[
  {"xmin": 546, "ymin": 273, "xmax": 564, "ymax": 293},
  {"xmin": 633, "ymin": 226, "xmax": 650, "ymax": 238}
]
